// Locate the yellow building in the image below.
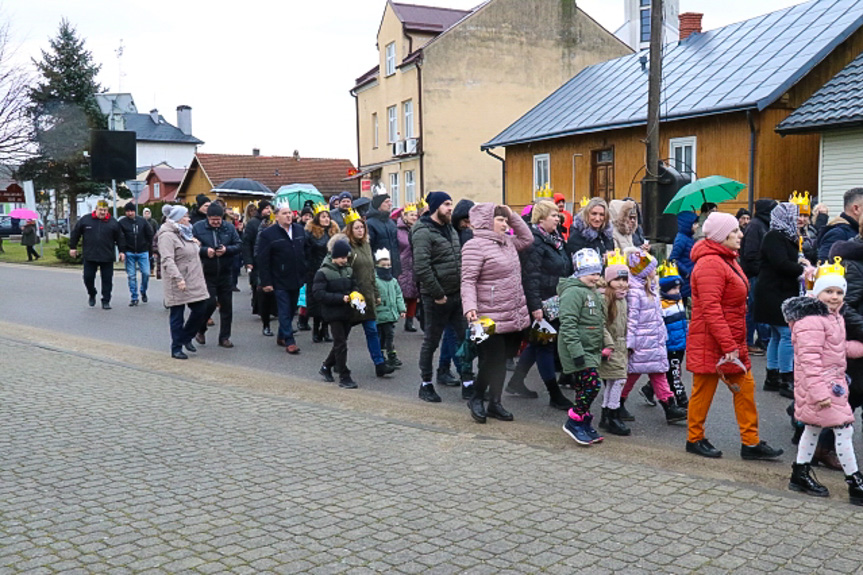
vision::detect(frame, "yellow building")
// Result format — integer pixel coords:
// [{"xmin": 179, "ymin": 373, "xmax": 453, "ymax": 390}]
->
[{"xmin": 350, "ymin": 0, "xmax": 631, "ymax": 206}]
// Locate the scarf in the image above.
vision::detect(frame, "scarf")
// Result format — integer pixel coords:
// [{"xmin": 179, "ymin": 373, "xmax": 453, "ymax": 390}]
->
[
  {"xmin": 534, "ymin": 223, "xmax": 563, "ymax": 251},
  {"xmin": 178, "ymin": 223, "xmax": 194, "ymax": 241},
  {"xmin": 770, "ymin": 202, "xmax": 799, "ymax": 241},
  {"xmin": 376, "ymin": 267, "xmax": 393, "ymax": 282}
]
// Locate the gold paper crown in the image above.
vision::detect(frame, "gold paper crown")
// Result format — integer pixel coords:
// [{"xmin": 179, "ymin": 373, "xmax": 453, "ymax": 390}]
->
[
  {"xmin": 312, "ymin": 203, "xmax": 329, "ymax": 216},
  {"xmin": 789, "ymin": 190, "xmax": 811, "ymax": 216},
  {"xmin": 628, "ymin": 250, "xmax": 656, "ymax": 276},
  {"xmin": 657, "ymin": 260, "xmax": 680, "ymax": 278},
  {"xmin": 96, "ymin": 199, "xmax": 109, "ymax": 208},
  {"xmin": 403, "ymin": 203, "xmax": 418, "ymax": 213},
  {"xmin": 579, "ymin": 196, "xmax": 590, "ymax": 209},
  {"xmin": 416, "ymin": 198, "xmax": 428, "ymax": 212},
  {"xmin": 815, "ymin": 256, "xmax": 846, "ymax": 280},
  {"xmin": 343, "ymin": 208, "xmax": 362, "ymax": 226},
  {"xmin": 605, "ymin": 248, "xmax": 626, "ymax": 267},
  {"xmin": 535, "ymin": 183, "xmax": 554, "ymax": 199}
]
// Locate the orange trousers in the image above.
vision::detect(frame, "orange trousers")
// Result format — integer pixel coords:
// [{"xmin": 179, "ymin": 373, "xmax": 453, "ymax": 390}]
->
[{"xmin": 687, "ymin": 371, "xmax": 760, "ymax": 446}]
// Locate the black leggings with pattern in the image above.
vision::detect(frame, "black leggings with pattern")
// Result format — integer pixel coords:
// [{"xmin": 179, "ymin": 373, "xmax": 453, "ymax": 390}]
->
[{"xmin": 573, "ymin": 368, "xmax": 602, "ymax": 416}]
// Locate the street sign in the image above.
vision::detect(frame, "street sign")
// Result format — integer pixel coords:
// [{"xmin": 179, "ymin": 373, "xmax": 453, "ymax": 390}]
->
[{"xmin": 0, "ymin": 184, "xmax": 25, "ymax": 203}]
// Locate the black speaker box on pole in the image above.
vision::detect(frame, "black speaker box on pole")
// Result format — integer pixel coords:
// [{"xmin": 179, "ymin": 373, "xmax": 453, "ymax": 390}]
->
[{"xmin": 90, "ymin": 130, "xmax": 137, "ymax": 181}]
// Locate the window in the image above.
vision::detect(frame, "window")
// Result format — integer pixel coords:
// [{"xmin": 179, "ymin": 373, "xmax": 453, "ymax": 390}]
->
[
  {"xmin": 372, "ymin": 113, "xmax": 378, "ymax": 149},
  {"xmin": 389, "ymin": 172, "xmax": 400, "ymax": 205},
  {"xmin": 405, "ymin": 170, "xmax": 416, "ymax": 204},
  {"xmin": 669, "ymin": 136, "xmax": 697, "ymax": 182},
  {"xmin": 387, "ymin": 106, "xmax": 398, "ymax": 143},
  {"xmin": 153, "ymin": 182, "xmax": 160, "ymax": 199},
  {"xmin": 533, "ymin": 154, "xmax": 550, "ymax": 200},
  {"xmin": 385, "ymin": 42, "xmax": 396, "ymax": 76},
  {"xmin": 640, "ymin": 0, "xmax": 651, "ymax": 43},
  {"xmin": 403, "ymin": 100, "xmax": 414, "ymax": 139}
]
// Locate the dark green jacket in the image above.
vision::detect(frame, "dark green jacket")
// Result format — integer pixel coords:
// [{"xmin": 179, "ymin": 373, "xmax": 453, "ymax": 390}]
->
[
  {"xmin": 350, "ymin": 239, "xmax": 379, "ymax": 322},
  {"xmin": 411, "ymin": 214, "xmax": 461, "ymax": 300},
  {"xmin": 557, "ymin": 277, "xmax": 606, "ymax": 374},
  {"xmin": 312, "ymin": 256, "xmax": 356, "ymax": 323}
]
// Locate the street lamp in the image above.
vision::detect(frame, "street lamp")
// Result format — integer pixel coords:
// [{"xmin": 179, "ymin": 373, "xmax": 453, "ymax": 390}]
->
[{"xmin": 126, "ymin": 180, "xmax": 145, "ymax": 215}]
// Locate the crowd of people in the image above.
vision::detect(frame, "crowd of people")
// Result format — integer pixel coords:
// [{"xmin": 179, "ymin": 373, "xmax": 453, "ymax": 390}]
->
[{"xmin": 65, "ymin": 186, "xmax": 863, "ymax": 506}]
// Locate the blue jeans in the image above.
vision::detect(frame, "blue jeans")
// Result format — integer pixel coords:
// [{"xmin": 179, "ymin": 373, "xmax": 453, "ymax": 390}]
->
[
  {"xmin": 274, "ymin": 289, "xmax": 299, "ymax": 345},
  {"xmin": 169, "ymin": 300, "xmax": 208, "ymax": 353},
  {"xmin": 125, "ymin": 252, "xmax": 150, "ymax": 300},
  {"xmin": 766, "ymin": 325, "xmax": 794, "ymax": 373},
  {"xmin": 362, "ymin": 320, "xmax": 385, "ymax": 366},
  {"xmin": 438, "ymin": 325, "xmax": 463, "ymax": 373},
  {"xmin": 746, "ymin": 276, "xmax": 770, "ymax": 348},
  {"xmin": 517, "ymin": 341, "xmax": 557, "ymax": 382}
]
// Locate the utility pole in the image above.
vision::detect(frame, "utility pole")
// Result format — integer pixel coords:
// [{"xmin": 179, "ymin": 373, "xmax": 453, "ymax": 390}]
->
[{"xmin": 643, "ymin": 0, "xmax": 663, "ymax": 240}]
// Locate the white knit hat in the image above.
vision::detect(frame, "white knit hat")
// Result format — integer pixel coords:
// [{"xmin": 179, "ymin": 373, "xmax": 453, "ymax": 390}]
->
[
  {"xmin": 374, "ymin": 248, "xmax": 390, "ymax": 262},
  {"xmin": 813, "ymin": 274, "xmax": 847, "ymax": 297}
]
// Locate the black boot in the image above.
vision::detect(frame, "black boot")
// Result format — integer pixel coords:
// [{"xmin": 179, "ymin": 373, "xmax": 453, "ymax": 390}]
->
[
  {"xmin": 468, "ymin": 395, "xmax": 487, "ymax": 423},
  {"xmin": 404, "ymin": 317, "xmax": 417, "ymax": 332},
  {"xmin": 846, "ymin": 471, "xmax": 863, "ymax": 506},
  {"xmin": 505, "ymin": 365, "xmax": 538, "ymax": 399},
  {"xmin": 606, "ymin": 408, "xmax": 632, "ymax": 436},
  {"xmin": 322, "ymin": 323, "xmax": 332, "ymax": 342},
  {"xmin": 436, "ymin": 367, "xmax": 460, "ymax": 387},
  {"xmin": 779, "ymin": 371, "xmax": 795, "ymax": 399},
  {"xmin": 376, "ymin": 362, "xmax": 395, "ymax": 377},
  {"xmin": 599, "ymin": 407, "xmax": 609, "ymax": 430},
  {"xmin": 387, "ymin": 351, "xmax": 403, "ymax": 368},
  {"xmin": 544, "ymin": 378, "xmax": 573, "ymax": 410},
  {"xmin": 763, "ymin": 368, "xmax": 781, "ymax": 392},
  {"xmin": 618, "ymin": 398, "xmax": 635, "ymax": 421},
  {"xmin": 339, "ymin": 372, "xmax": 358, "ymax": 389},
  {"xmin": 661, "ymin": 399, "xmax": 687, "ymax": 424},
  {"xmin": 789, "ymin": 463, "xmax": 829, "ymax": 497},
  {"xmin": 297, "ymin": 315, "xmax": 311, "ymax": 331},
  {"xmin": 312, "ymin": 319, "xmax": 323, "ymax": 343},
  {"xmin": 486, "ymin": 401, "xmax": 514, "ymax": 421}
]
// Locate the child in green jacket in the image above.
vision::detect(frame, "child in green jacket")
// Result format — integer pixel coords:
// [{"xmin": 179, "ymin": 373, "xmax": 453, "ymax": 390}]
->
[
  {"xmin": 559, "ymin": 248, "xmax": 606, "ymax": 446},
  {"xmin": 374, "ymin": 248, "xmax": 406, "ymax": 368}
]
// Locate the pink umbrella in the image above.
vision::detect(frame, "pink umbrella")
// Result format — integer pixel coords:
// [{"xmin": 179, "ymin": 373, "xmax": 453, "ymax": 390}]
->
[{"xmin": 8, "ymin": 208, "xmax": 39, "ymax": 220}]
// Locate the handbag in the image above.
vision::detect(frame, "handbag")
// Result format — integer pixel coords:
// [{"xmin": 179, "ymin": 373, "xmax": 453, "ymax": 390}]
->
[{"xmin": 541, "ymin": 295, "xmax": 560, "ymax": 321}]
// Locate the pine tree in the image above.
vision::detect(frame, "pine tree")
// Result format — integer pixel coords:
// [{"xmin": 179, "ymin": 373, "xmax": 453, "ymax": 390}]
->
[{"xmin": 18, "ymin": 19, "xmax": 107, "ymax": 226}]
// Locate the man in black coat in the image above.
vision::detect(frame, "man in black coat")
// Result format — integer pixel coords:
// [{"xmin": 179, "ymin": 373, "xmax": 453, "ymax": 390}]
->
[
  {"xmin": 817, "ymin": 187, "xmax": 863, "ymax": 261},
  {"xmin": 69, "ymin": 199, "xmax": 126, "ymax": 310},
  {"xmin": 190, "ymin": 194, "xmax": 211, "ymax": 226},
  {"xmin": 119, "ymin": 202, "xmax": 155, "ymax": 306},
  {"xmin": 740, "ymin": 198, "xmax": 776, "ymax": 354},
  {"xmin": 241, "ymin": 200, "xmax": 272, "ymax": 290},
  {"xmin": 256, "ymin": 203, "xmax": 307, "ymax": 354},
  {"xmin": 366, "ymin": 194, "xmax": 401, "ymax": 278},
  {"xmin": 193, "ymin": 202, "xmax": 242, "ymax": 348}
]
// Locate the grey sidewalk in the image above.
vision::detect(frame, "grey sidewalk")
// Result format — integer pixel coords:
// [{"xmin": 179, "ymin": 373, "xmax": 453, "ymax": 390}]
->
[{"xmin": 2, "ymin": 336, "xmax": 863, "ymax": 574}]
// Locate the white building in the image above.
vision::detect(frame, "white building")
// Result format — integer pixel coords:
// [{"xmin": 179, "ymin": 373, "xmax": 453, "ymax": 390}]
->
[{"xmin": 615, "ymin": 0, "xmax": 679, "ymax": 51}]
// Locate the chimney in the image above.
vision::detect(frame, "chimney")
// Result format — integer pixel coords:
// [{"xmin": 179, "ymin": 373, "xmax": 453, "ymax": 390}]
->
[
  {"xmin": 149, "ymin": 108, "xmax": 160, "ymax": 124},
  {"xmin": 293, "ymin": 150, "xmax": 300, "ymax": 161},
  {"xmin": 176, "ymin": 105, "xmax": 192, "ymax": 135},
  {"xmin": 252, "ymin": 148, "xmax": 260, "ymax": 157},
  {"xmin": 679, "ymin": 12, "xmax": 703, "ymax": 41}
]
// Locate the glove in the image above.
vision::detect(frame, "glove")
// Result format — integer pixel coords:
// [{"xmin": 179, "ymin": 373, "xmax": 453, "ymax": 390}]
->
[
  {"xmin": 573, "ymin": 355, "xmax": 585, "ymax": 368},
  {"xmin": 601, "ymin": 348, "xmax": 613, "ymax": 360}
]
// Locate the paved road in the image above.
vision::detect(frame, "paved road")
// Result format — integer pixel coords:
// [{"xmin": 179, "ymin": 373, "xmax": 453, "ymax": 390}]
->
[
  {"xmin": 3, "ymin": 335, "xmax": 863, "ymax": 573},
  {"xmin": 0, "ymin": 262, "xmax": 860, "ymax": 464}
]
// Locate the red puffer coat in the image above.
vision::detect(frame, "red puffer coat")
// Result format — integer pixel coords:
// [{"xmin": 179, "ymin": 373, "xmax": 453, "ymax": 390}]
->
[{"xmin": 686, "ymin": 239, "xmax": 751, "ymax": 374}]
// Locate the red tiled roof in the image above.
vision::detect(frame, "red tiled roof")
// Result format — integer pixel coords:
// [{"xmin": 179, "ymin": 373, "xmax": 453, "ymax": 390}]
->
[
  {"xmin": 391, "ymin": 2, "xmax": 472, "ymax": 33},
  {"xmin": 150, "ymin": 167, "xmax": 186, "ymax": 184},
  {"xmin": 193, "ymin": 153, "xmax": 358, "ymax": 197}
]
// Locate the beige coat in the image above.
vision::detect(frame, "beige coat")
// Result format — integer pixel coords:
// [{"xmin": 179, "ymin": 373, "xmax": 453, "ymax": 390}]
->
[{"xmin": 157, "ymin": 220, "xmax": 209, "ymax": 307}]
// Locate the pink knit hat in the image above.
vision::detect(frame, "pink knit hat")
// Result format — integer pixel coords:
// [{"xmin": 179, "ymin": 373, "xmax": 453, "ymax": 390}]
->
[
  {"xmin": 605, "ymin": 264, "xmax": 629, "ymax": 282},
  {"xmin": 702, "ymin": 212, "xmax": 740, "ymax": 243}
]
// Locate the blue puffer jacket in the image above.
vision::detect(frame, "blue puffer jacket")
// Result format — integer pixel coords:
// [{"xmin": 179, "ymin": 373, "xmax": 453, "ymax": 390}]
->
[
  {"xmin": 661, "ymin": 298, "xmax": 688, "ymax": 352},
  {"xmin": 669, "ymin": 211, "xmax": 698, "ymax": 298}
]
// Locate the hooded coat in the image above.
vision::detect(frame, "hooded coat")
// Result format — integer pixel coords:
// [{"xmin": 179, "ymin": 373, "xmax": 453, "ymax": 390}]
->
[
  {"xmin": 344, "ymin": 232, "xmax": 378, "ymax": 322},
  {"xmin": 669, "ymin": 211, "xmax": 698, "ymax": 298},
  {"xmin": 626, "ymin": 273, "xmax": 669, "ymax": 373},
  {"xmin": 304, "ymin": 218, "xmax": 341, "ymax": 317},
  {"xmin": 520, "ymin": 224, "xmax": 572, "ymax": 313},
  {"xmin": 686, "ymin": 239, "xmax": 751, "ymax": 374},
  {"xmin": 566, "ymin": 198, "xmax": 614, "ymax": 259},
  {"xmin": 396, "ymin": 217, "xmax": 419, "ymax": 300},
  {"xmin": 753, "ymin": 228, "xmax": 803, "ymax": 326},
  {"xmin": 557, "ymin": 277, "xmax": 605, "ymax": 373},
  {"xmin": 739, "ymin": 198, "xmax": 777, "ymax": 277},
  {"xmin": 451, "ymin": 199, "xmax": 475, "ymax": 246},
  {"xmin": 598, "ymin": 295, "xmax": 628, "ymax": 380},
  {"xmin": 366, "ymin": 206, "xmax": 402, "ymax": 278},
  {"xmin": 411, "ymin": 213, "xmax": 462, "ymax": 300},
  {"xmin": 156, "ymin": 220, "xmax": 210, "ymax": 308},
  {"xmin": 375, "ymin": 271, "xmax": 406, "ymax": 324},
  {"xmin": 609, "ymin": 199, "xmax": 638, "ymax": 251},
  {"xmin": 818, "ymin": 212, "xmax": 860, "ymax": 261},
  {"xmin": 460, "ymin": 203, "xmax": 533, "ymax": 334},
  {"xmin": 782, "ymin": 296, "xmax": 854, "ymax": 428},
  {"xmin": 312, "ymin": 254, "xmax": 357, "ymax": 323}
]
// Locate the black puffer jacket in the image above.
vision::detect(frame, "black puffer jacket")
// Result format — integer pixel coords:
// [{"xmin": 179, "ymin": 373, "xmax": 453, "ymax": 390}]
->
[
  {"xmin": 69, "ymin": 213, "xmax": 125, "ymax": 263},
  {"xmin": 118, "ymin": 215, "xmax": 154, "ymax": 254},
  {"xmin": 192, "ymin": 219, "xmax": 242, "ymax": 278},
  {"xmin": 753, "ymin": 229, "xmax": 803, "ymax": 326},
  {"xmin": 411, "ymin": 214, "xmax": 462, "ymax": 300},
  {"xmin": 830, "ymin": 238, "xmax": 863, "ymax": 407},
  {"xmin": 740, "ymin": 198, "xmax": 776, "ymax": 277},
  {"xmin": 366, "ymin": 207, "xmax": 402, "ymax": 277},
  {"xmin": 313, "ymin": 256, "xmax": 357, "ymax": 323},
  {"xmin": 452, "ymin": 199, "xmax": 474, "ymax": 246},
  {"xmin": 521, "ymin": 225, "xmax": 572, "ymax": 313},
  {"xmin": 566, "ymin": 216, "xmax": 614, "ymax": 259}
]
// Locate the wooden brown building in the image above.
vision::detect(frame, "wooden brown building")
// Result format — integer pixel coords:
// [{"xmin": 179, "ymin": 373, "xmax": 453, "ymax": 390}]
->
[{"xmin": 482, "ymin": 0, "xmax": 863, "ymax": 215}]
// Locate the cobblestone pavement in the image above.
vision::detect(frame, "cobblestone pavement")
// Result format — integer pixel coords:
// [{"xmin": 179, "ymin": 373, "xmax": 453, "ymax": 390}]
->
[{"xmin": 3, "ymin": 336, "xmax": 863, "ymax": 574}]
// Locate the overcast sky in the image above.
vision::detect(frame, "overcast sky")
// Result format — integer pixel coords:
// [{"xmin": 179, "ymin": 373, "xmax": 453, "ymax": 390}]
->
[{"xmin": 5, "ymin": 0, "xmax": 802, "ymax": 164}]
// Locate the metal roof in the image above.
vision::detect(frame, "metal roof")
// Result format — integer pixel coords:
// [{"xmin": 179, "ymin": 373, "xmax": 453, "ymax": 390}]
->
[
  {"xmin": 777, "ymin": 49, "xmax": 863, "ymax": 134},
  {"xmin": 123, "ymin": 113, "xmax": 204, "ymax": 145},
  {"xmin": 390, "ymin": 2, "xmax": 472, "ymax": 33},
  {"xmin": 483, "ymin": 0, "xmax": 863, "ymax": 150}
]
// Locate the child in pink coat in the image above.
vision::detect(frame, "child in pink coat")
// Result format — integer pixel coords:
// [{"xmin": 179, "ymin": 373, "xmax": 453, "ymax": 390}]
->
[{"xmin": 782, "ymin": 265, "xmax": 863, "ymax": 505}]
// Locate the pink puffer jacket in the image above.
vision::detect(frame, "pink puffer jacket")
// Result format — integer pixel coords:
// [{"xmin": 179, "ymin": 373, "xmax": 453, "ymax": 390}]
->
[
  {"xmin": 627, "ymin": 274, "xmax": 669, "ymax": 374},
  {"xmin": 783, "ymin": 296, "xmax": 854, "ymax": 428},
  {"xmin": 461, "ymin": 203, "xmax": 533, "ymax": 334}
]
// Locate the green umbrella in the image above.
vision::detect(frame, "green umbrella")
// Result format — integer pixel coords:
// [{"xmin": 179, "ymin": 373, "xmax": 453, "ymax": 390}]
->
[
  {"xmin": 663, "ymin": 176, "xmax": 746, "ymax": 215},
  {"xmin": 272, "ymin": 184, "xmax": 325, "ymax": 212}
]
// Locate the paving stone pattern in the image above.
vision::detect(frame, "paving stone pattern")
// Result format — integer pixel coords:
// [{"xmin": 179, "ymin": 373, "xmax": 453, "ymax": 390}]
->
[{"xmin": 2, "ymin": 338, "xmax": 863, "ymax": 574}]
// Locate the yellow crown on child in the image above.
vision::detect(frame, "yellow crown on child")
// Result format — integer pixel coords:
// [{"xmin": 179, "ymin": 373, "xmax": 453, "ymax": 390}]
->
[
  {"xmin": 579, "ymin": 196, "xmax": 591, "ymax": 209},
  {"xmin": 403, "ymin": 203, "xmax": 418, "ymax": 213},
  {"xmin": 312, "ymin": 203, "xmax": 329, "ymax": 216},
  {"xmin": 605, "ymin": 248, "xmax": 626, "ymax": 267},
  {"xmin": 815, "ymin": 256, "xmax": 846, "ymax": 280},
  {"xmin": 657, "ymin": 260, "xmax": 680, "ymax": 278},
  {"xmin": 343, "ymin": 208, "xmax": 362, "ymax": 226},
  {"xmin": 535, "ymin": 183, "xmax": 554, "ymax": 199},
  {"xmin": 790, "ymin": 190, "xmax": 811, "ymax": 216}
]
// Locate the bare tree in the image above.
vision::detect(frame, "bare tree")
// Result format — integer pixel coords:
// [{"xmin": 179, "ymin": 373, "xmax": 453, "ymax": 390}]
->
[{"xmin": 0, "ymin": 20, "xmax": 33, "ymax": 165}]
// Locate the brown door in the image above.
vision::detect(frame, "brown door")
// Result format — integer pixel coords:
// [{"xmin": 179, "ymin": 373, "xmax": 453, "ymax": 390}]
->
[{"xmin": 592, "ymin": 148, "xmax": 615, "ymax": 202}]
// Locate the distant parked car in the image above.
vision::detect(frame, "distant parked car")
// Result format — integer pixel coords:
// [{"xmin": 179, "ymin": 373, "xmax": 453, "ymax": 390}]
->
[
  {"xmin": 0, "ymin": 215, "xmax": 21, "ymax": 238},
  {"xmin": 48, "ymin": 218, "xmax": 69, "ymax": 234}
]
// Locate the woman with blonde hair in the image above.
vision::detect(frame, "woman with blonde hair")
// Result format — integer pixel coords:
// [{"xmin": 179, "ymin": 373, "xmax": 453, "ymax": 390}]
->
[{"xmin": 566, "ymin": 197, "xmax": 614, "ymax": 259}]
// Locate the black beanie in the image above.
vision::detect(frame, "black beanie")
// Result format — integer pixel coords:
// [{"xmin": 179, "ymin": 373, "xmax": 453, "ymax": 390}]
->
[
  {"xmin": 196, "ymin": 194, "xmax": 211, "ymax": 208},
  {"xmin": 124, "ymin": 201, "xmax": 135, "ymax": 213},
  {"xmin": 371, "ymin": 194, "xmax": 389, "ymax": 210},
  {"xmin": 332, "ymin": 239, "xmax": 351, "ymax": 259},
  {"xmin": 257, "ymin": 200, "xmax": 271, "ymax": 213},
  {"xmin": 207, "ymin": 202, "xmax": 225, "ymax": 217}
]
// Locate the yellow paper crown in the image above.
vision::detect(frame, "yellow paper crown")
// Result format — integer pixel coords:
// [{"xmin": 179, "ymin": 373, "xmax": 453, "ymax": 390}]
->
[
  {"xmin": 343, "ymin": 208, "xmax": 362, "ymax": 226},
  {"xmin": 312, "ymin": 203, "xmax": 329, "ymax": 216},
  {"xmin": 535, "ymin": 183, "xmax": 554, "ymax": 199},
  {"xmin": 789, "ymin": 190, "xmax": 811, "ymax": 216},
  {"xmin": 579, "ymin": 196, "xmax": 590, "ymax": 209},
  {"xmin": 657, "ymin": 260, "xmax": 680, "ymax": 278},
  {"xmin": 403, "ymin": 203, "xmax": 418, "ymax": 213},
  {"xmin": 628, "ymin": 250, "xmax": 656, "ymax": 276},
  {"xmin": 605, "ymin": 248, "xmax": 626, "ymax": 267},
  {"xmin": 815, "ymin": 256, "xmax": 846, "ymax": 280},
  {"xmin": 416, "ymin": 198, "xmax": 428, "ymax": 212},
  {"xmin": 96, "ymin": 199, "xmax": 109, "ymax": 208}
]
